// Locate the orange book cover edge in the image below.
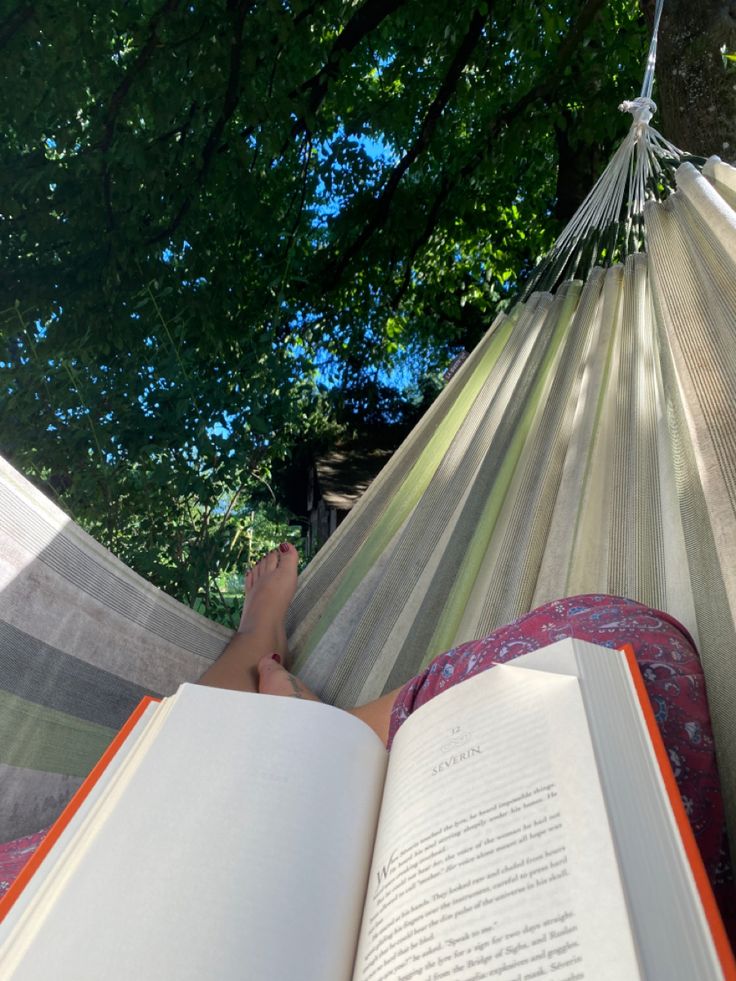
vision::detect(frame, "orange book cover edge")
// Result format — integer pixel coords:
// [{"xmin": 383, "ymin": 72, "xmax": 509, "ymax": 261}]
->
[
  {"xmin": 0, "ymin": 695, "xmax": 161, "ymax": 923},
  {"xmin": 620, "ymin": 642, "xmax": 736, "ymax": 978}
]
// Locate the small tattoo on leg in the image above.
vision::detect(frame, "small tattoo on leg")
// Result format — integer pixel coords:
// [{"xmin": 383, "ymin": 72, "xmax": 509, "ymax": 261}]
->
[{"xmin": 288, "ymin": 675, "xmax": 304, "ymax": 699}]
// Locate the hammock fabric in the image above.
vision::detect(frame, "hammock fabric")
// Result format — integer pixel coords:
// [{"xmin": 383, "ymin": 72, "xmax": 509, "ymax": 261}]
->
[{"xmin": 1, "ymin": 158, "xmax": 736, "ymax": 862}]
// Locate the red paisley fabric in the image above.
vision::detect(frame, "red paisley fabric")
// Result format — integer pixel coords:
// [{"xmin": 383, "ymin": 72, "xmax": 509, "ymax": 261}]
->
[{"xmin": 388, "ymin": 593, "xmax": 735, "ymax": 934}]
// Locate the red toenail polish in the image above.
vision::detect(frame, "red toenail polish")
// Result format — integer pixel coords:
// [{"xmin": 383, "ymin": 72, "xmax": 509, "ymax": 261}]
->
[
  {"xmin": 279, "ymin": 543, "xmax": 289, "ymax": 553},
  {"xmin": 271, "ymin": 653, "xmax": 282, "ymax": 663}
]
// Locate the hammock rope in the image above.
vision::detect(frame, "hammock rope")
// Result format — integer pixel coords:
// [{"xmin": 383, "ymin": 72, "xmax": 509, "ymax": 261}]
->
[
  {"xmin": 523, "ymin": 0, "xmax": 699, "ymax": 297},
  {"xmin": 640, "ymin": 0, "xmax": 664, "ymax": 102}
]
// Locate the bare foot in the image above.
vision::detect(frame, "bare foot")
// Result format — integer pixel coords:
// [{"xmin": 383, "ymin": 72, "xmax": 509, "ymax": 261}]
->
[
  {"xmin": 240, "ymin": 543, "xmax": 298, "ymax": 661},
  {"xmin": 257, "ymin": 654, "xmax": 322, "ymax": 702}
]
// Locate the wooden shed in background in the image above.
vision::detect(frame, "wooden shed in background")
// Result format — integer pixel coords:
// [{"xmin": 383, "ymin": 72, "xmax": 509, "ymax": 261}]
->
[{"xmin": 307, "ymin": 443, "xmax": 394, "ymax": 556}]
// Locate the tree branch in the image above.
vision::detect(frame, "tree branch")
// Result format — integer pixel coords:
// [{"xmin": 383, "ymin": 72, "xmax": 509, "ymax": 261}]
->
[
  {"xmin": 148, "ymin": 100, "xmax": 199, "ymax": 148},
  {"xmin": 326, "ymin": 0, "xmax": 607, "ymax": 292},
  {"xmin": 293, "ymin": 0, "xmax": 323, "ymax": 28},
  {"xmin": 325, "ymin": 7, "xmax": 487, "ymax": 288},
  {"xmin": 392, "ymin": 173, "xmax": 453, "ymax": 309},
  {"xmin": 450, "ymin": 0, "xmax": 609, "ymax": 202},
  {"xmin": 289, "ymin": 0, "xmax": 406, "ymax": 140},
  {"xmin": 96, "ymin": 0, "xmax": 182, "ymax": 235},
  {"xmin": 272, "ymin": 137, "xmax": 313, "ymax": 335},
  {"xmin": 487, "ymin": 0, "xmax": 607, "ymax": 139},
  {"xmin": 0, "ymin": 4, "xmax": 34, "ymax": 50},
  {"xmin": 102, "ymin": 165, "xmax": 115, "ymax": 233},
  {"xmin": 147, "ymin": 0, "xmax": 253, "ymax": 244},
  {"xmin": 281, "ymin": 139, "xmax": 313, "ymax": 261},
  {"xmin": 98, "ymin": 0, "xmax": 183, "ymax": 153}
]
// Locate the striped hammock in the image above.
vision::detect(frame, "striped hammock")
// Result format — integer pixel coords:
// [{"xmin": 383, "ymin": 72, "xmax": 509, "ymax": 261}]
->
[{"xmin": 2, "ymin": 157, "xmax": 736, "ymax": 858}]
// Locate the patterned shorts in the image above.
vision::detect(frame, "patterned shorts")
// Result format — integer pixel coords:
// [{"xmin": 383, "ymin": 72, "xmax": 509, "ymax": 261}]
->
[{"xmin": 388, "ymin": 593, "xmax": 735, "ymax": 932}]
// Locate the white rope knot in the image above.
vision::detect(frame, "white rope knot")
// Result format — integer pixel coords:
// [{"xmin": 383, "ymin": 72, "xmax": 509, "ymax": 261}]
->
[
  {"xmin": 619, "ymin": 96, "xmax": 657, "ymax": 130},
  {"xmin": 523, "ymin": 0, "xmax": 685, "ymax": 296}
]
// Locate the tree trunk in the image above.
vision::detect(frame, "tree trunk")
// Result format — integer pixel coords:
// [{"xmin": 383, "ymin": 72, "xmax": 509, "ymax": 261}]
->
[
  {"xmin": 553, "ymin": 108, "xmax": 606, "ymax": 221},
  {"xmin": 641, "ymin": 0, "xmax": 736, "ymax": 162}
]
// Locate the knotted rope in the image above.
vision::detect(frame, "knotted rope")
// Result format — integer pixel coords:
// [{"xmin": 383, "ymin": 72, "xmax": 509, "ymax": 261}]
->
[{"xmin": 522, "ymin": 0, "xmax": 703, "ymax": 296}]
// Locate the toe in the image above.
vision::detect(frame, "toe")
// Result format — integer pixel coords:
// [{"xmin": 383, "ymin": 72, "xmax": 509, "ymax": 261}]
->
[
  {"xmin": 264, "ymin": 548, "xmax": 280, "ymax": 574},
  {"xmin": 277, "ymin": 542, "xmax": 298, "ymax": 571}
]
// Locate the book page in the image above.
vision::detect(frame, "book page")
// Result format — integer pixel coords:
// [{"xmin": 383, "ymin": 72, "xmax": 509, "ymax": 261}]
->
[
  {"xmin": 1, "ymin": 685, "xmax": 387, "ymax": 981},
  {"xmin": 352, "ymin": 665, "xmax": 641, "ymax": 981}
]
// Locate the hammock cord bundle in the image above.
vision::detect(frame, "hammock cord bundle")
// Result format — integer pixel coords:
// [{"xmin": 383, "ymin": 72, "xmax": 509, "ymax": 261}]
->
[{"xmin": 523, "ymin": 0, "xmax": 704, "ymax": 296}]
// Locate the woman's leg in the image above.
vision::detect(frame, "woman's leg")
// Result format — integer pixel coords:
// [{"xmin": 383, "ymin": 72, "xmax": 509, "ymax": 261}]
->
[
  {"xmin": 197, "ymin": 542, "xmax": 401, "ymax": 742},
  {"xmin": 197, "ymin": 543, "xmax": 298, "ymax": 693},
  {"xmin": 258, "ymin": 653, "xmax": 401, "ymax": 744}
]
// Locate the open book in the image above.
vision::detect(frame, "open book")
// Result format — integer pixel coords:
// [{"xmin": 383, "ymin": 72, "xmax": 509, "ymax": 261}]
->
[{"xmin": 0, "ymin": 638, "xmax": 734, "ymax": 980}]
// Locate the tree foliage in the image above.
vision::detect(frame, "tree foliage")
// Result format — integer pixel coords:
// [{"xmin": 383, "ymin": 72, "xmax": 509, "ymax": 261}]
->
[{"xmin": 0, "ymin": 0, "xmax": 651, "ymax": 618}]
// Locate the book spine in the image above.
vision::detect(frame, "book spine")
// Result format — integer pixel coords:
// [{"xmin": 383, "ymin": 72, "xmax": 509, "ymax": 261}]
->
[{"xmin": 621, "ymin": 643, "xmax": 736, "ymax": 979}]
